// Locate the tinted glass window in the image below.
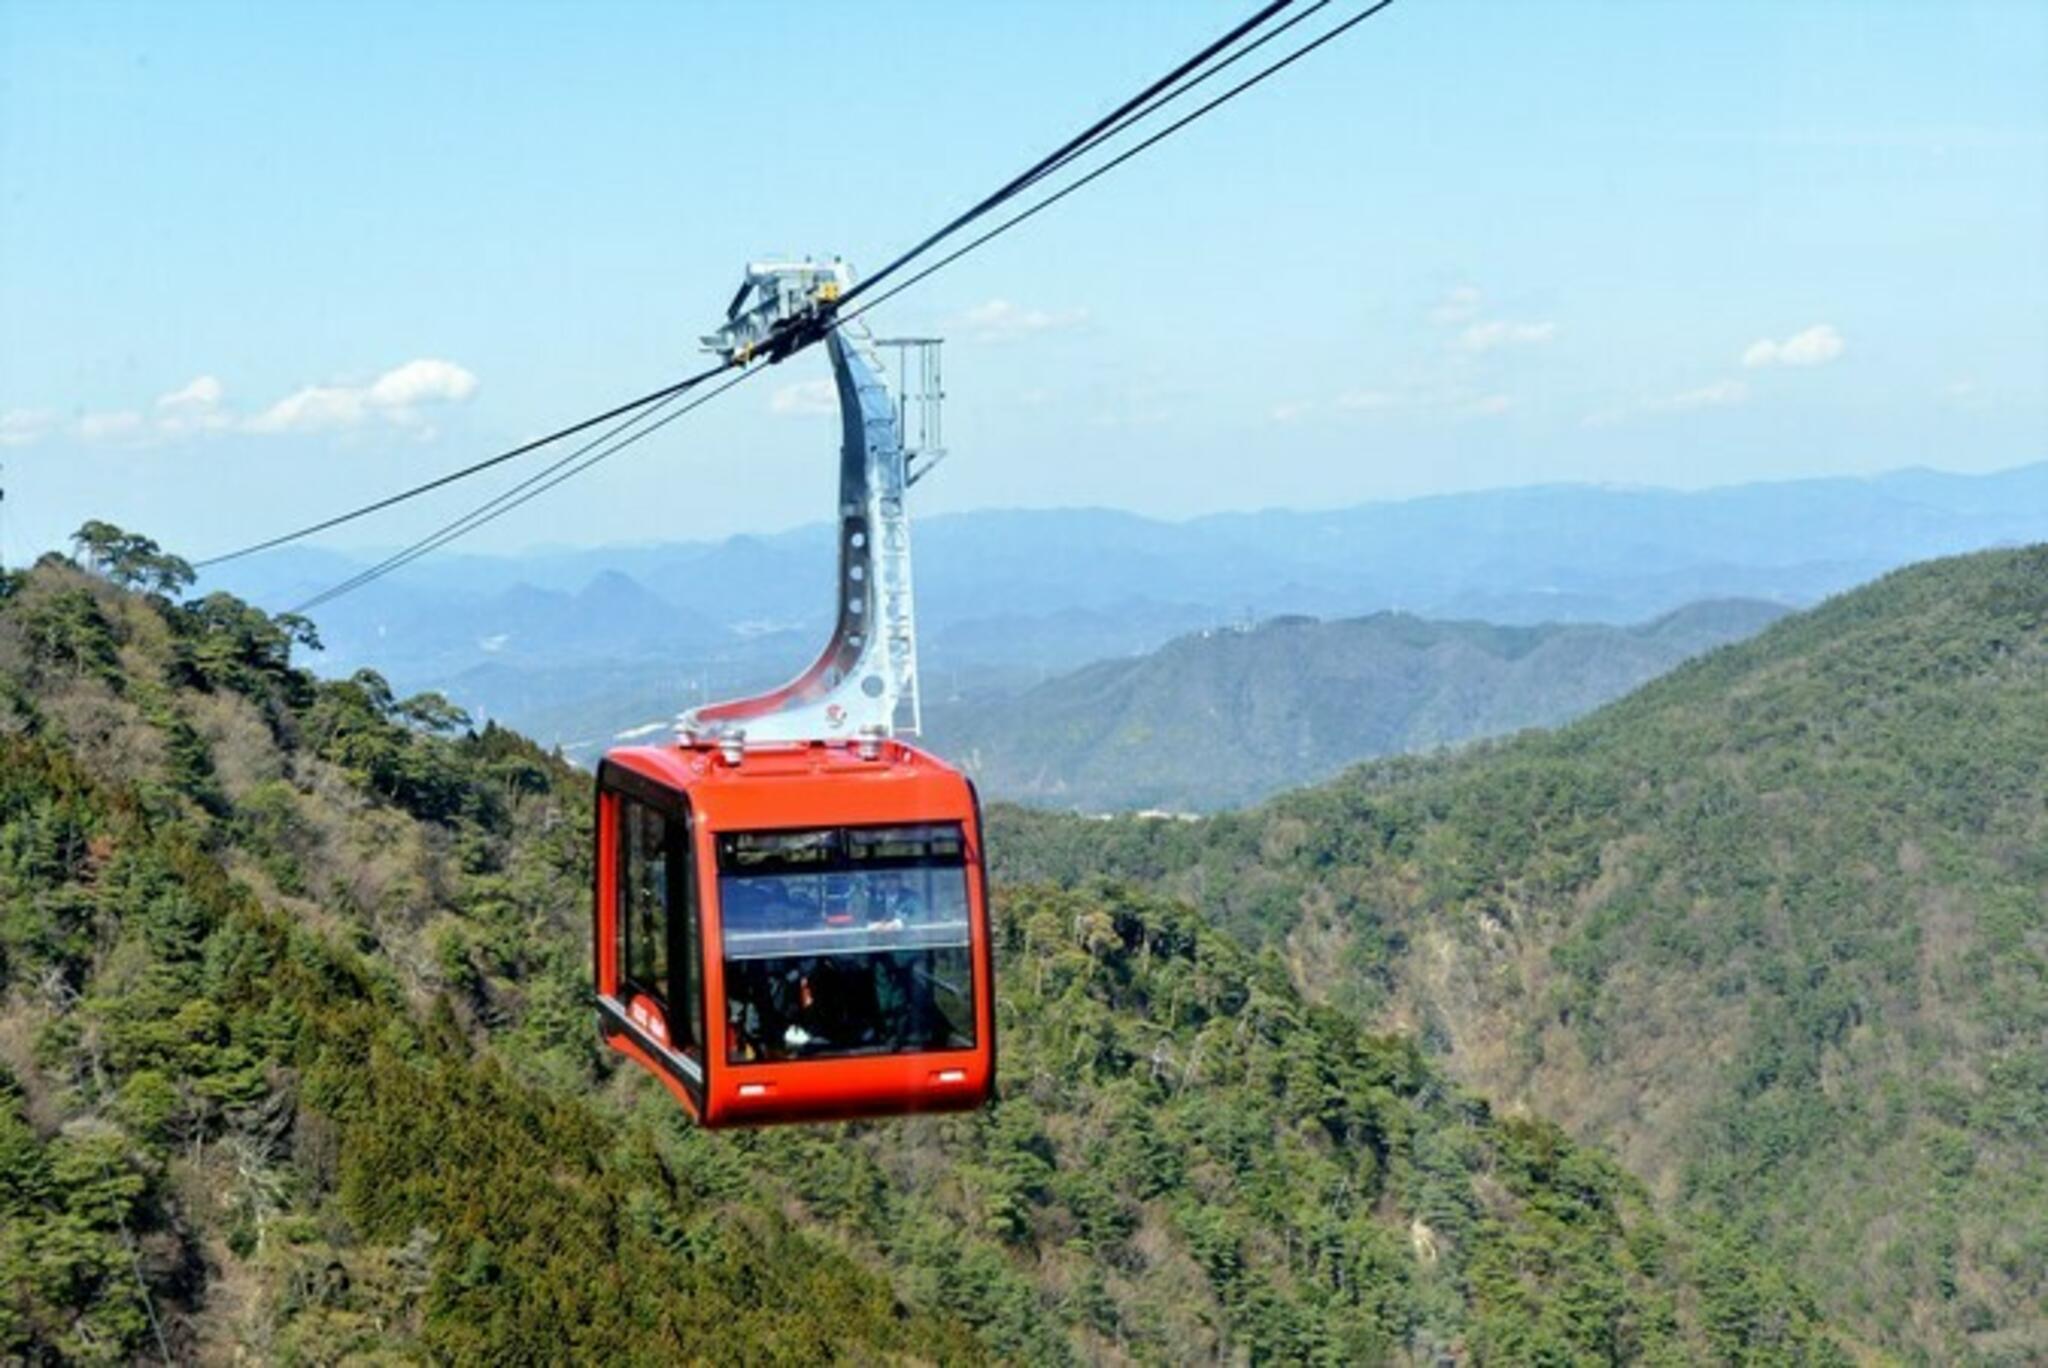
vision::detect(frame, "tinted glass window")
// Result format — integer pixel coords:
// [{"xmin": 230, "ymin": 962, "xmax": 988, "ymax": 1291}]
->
[
  {"xmin": 677, "ymin": 838, "xmax": 702, "ymax": 1055},
  {"xmin": 621, "ymin": 800, "xmax": 669, "ymax": 1001},
  {"xmin": 718, "ymin": 823, "xmax": 975, "ymax": 1063}
]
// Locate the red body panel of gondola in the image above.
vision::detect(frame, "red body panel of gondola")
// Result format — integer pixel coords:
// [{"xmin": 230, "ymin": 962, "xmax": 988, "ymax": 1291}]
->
[{"xmin": 592, "ymin": 739, "xmax": 994, "ymax": 1127}]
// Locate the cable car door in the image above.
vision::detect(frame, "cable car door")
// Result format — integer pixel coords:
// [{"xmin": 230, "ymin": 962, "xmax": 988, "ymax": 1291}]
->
[{"xmin": 596, "ymin": 763, "xmax": 708, "ymax": 1116}]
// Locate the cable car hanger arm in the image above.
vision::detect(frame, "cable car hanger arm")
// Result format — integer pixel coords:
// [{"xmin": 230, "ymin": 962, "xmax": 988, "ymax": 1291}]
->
[{"xmin": 685, "ymin": 262, "xmax": 922, "ymax": 750}]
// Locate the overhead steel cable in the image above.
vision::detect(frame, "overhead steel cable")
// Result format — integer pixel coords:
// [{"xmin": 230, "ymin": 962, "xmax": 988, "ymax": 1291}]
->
[
  {"xmin": 289, "ymin": 367, "xmax": 762, "ymax": 614},
  {"xmin": 203, "ymin": 3, "xmax": 1305, "ymax": 572},
  {"xmin": 842, "ymin": 0, "xmax": 1400, "ymax": 325},
  {"xmin": 835, "ymin": 0, "xmax": 1298, "ymax": 310},
  {"xmin": 983, "ymin": 0, "xmax": 1340, "ymax": 199},
  {"xmin": 277, "ymin": 0, "xmax": 1403, "ymax": 611},
  {"xmin": 193, "ymin": 358, "xmax": 734, "ymax": 568},
  {"xmin": 285, "ymin": 387, "xmax": 693, "ymax": 612}
]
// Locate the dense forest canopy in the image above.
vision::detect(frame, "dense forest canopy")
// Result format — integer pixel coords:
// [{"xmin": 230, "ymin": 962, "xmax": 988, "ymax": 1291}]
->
[
  {"xmin": 0, "ymin": 530, "xmax": 1853, "ymax": 1361},
  {"xmin": 993, "ymin": 544, "xmax": 2048, "ymax": 1363}
]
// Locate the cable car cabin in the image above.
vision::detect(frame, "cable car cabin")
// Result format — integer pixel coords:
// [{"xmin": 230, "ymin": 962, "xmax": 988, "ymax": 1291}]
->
[{"xmin": 592, "ymin": 738, "xmax": 994, "ymax": 1127}]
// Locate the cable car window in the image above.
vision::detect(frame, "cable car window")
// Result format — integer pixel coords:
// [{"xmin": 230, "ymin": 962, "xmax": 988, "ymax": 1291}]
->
[
  {"xmin": 718, "ymin": 823, "xmax": 975, "ymax": 1063},
  {"xmin": 675, "ymin": 821, "xmax": 703, "ymax": 1055},
  {"xmin": 620, "ymin": 800, "xmax": 670, "ymax": 1003}
]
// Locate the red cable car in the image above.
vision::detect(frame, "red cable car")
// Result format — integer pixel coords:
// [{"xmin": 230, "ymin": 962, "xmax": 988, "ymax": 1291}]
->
[
  {"xmin": 592, "ymin": 262, "xmax": 994, "ymax": 1126},
  {"xmin": 593, "ymin": 740, "xmax": 992, "ymax": 1127}
]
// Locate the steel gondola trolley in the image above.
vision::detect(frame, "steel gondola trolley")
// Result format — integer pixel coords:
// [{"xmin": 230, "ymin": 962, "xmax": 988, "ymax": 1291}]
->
[{"xmin": 593, "ymin": 262, "xmax": 994, "ymax": 1126}]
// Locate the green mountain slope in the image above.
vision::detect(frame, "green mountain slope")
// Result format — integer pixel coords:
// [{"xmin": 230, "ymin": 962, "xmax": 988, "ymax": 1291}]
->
[
  {"xmin": 0, "ymin": 539, "xmax": 1838, "ymax": 1362},
  {"xmin": 927, "ymin": 600, "xmax": 1786, "ymax": 812},
  {"xmin": 993, "ymin": 545, "xmax": 2048, "ymax": 1362}
]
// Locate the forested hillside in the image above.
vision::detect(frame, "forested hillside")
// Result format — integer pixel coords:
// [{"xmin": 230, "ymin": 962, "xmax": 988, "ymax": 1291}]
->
[
  {"xmin": 0, "ymin": 534, "xmax": 1839, "ymax": 1361},
  {"xmin": 928, "ymin": 600, "xmax": 1785, "ymax": 811},
  {"xmin": 994, "ymin": 545, "xmax": 2048, "ymax": 1363}
]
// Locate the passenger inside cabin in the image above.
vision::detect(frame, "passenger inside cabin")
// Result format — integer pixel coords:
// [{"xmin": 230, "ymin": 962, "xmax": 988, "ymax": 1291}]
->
[
  {"xmin": 864, "ymin": 871, "xmax": 917, "ymax": 926},
  {"xmin": 725, "ymin": 955, "xmax": 896, "ymax": 1059}
]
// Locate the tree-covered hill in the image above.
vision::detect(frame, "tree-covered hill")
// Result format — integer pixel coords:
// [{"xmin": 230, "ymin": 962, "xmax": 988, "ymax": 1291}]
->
[
  {"xmin": 992, "ymin": 545, "xmax": 2048, "ymax": 1362},
  {"xmin": 0, "ymin": 532, "xmax": 1838, "ymax": 1361},
  {"xmin": 925, "ymin": 600, "xmax": 1787, "ymax": 812}
]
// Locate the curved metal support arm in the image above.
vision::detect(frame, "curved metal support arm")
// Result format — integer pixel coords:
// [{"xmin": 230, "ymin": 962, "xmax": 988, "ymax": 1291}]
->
[{"xmin": 682, "ymin": 264, "xmax": 922, "ymax": 747}]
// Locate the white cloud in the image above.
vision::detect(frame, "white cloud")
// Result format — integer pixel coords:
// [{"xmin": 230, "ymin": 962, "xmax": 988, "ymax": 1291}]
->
[
  {"xmin": 1429, "ymin": 285, "xmax": 1483, "ymax": 326},
  {"xmin": 12, "ymin": 358, "xmax": 480, "ymax": 448},
  {"xmin": 1586, "ymin": 379, "xmax": 1749, "ymax": 427},
  {"xmin": 245, "ymin": 384, "xmax": 369, "ymax": 435},
  {"xmin": 1269, "ymin": 401, "xmax": 1311, "ymax": 423},
  {"xmin": 157, "ymin": 375, "xmax": 225, "ymax": 411},
  {"xmin": 245, "ymin": 358, "xmax": 479, "ymax": 435},
  {"xmin": 956, "ymin": 298, "xmax": 1089, "ymax": 343},
  {"xmin": 1329, "ymin": 384, "xmax": 1513, "ymax": 422},
  {"xmin": 1627, "ymin": 380, "xmax": 1750, "ymax": 419},
  {"xmin": 155, "ymin": 374, "xmax": 233, "ymax": 435},
  {"xmin": 0, "ymin": 409, "xmax": 54, "ymax": 447},
  {"xmin": 1459, "ymin": 319, "xmax": 1557, "ymax": 353},
  {"xmin": 364, "ymin": 357, "xmax": 478, "ymax": 409},
  {"xmin": 1742, "ymin": 323, "xmax": 1844, "ymax": 368},
  {"xmin": 768, "ymin": 379, "xmax": 837, "ymax": 416},
  {"xmin": 78, "ymin": 411, "xmax": 148, "ymax": 442},
  {"xmin": 1659, "ymin": 379, "xmax": 1749, "ymax": 410}
]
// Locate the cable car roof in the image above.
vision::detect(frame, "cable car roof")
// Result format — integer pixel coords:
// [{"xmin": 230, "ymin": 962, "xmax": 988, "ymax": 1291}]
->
[{"xmin": 603, "ymin": 740, "xmax": 977, "ymax": 829}]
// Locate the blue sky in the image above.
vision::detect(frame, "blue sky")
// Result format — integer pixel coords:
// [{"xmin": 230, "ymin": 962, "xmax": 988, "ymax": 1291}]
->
[{"xmin": 3, "ymin": 0, "xmax": 2045, "ymax": 562}]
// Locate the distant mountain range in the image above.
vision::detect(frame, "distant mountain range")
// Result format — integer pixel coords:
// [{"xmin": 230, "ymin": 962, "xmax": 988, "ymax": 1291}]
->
[
  {"xmin": 198, "ymin": 460, "xmax": 2048, "ymax": 755},
  {"xmin": 924, "ymin": 599, "xmax": 1790, "ymax": 811}
]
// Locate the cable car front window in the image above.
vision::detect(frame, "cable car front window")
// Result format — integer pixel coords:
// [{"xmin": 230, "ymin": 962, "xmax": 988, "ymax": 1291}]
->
[{"xmin": 718, "ymin": 823, "xmax": 975, "ymax": 1063}]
